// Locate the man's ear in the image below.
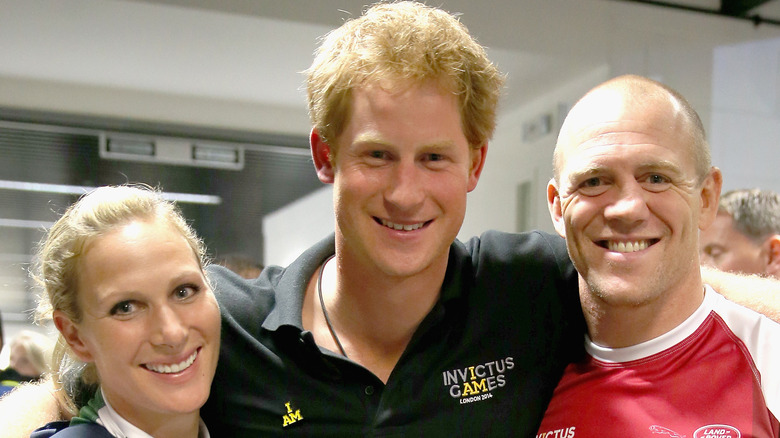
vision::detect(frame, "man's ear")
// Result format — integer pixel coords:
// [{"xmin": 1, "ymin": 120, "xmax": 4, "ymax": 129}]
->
[
  {"xmin": 765, "ymin": 234, "xmax": 780, "ymax": 278},
  {"xmin": 53, "ymin": 310, "xmax": 93, "ymax": 363},
  {"xmin": 467, "ymin": 144, "xmax": 488, "ymax": 192},
  {"xmin": 311, "ymin": 128, "xmax": 335, "ymax": 184},
  {"xmin": 698, "ymin": 167, "xmax": 723, "ymax": 230},
  {"xmin": 547, "ymin": 178, "xmax": 566, "ymax": 238}
]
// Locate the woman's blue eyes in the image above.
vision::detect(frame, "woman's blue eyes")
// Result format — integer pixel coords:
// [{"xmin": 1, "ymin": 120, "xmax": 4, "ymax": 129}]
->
[
  {"xmin": 174, "ymin": 285, "xmax": 200, "ymax": 300},
  {"xmin": 108, "ymin": 284, "xmax": 200, "ymax": 316}
]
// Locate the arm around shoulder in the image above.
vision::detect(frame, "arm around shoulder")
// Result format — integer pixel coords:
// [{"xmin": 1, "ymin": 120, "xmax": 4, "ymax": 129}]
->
[
  {"xmin": 702, "ymin": 266, "xmax": 780, "ymax": 324},
  {"xmin": 0, "ymin": 376, "xmax": 65, "ymax": 438}
]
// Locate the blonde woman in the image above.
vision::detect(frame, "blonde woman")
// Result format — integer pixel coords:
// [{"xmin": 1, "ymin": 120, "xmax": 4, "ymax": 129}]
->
[{"xmin": 31, "ymin": 185, "xmax": 220, "ymax": 438}]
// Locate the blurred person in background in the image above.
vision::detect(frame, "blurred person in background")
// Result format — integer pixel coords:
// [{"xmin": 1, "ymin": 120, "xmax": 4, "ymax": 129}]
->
[
  {"xmin": 0, "ymin": 330, "xmax": 51, "ymax": 387},
  {"xmin": 700, "ymin": 188, "xmax": 780, "ymax": 278},
  {"xmin": 212, "ymin": 253, "xmax": 263, "ymax": 279}
]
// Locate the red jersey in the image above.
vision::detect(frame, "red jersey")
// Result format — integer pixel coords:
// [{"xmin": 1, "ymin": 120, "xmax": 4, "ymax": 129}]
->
[{"xmin": 537, "ymin": 286, "xmax": 780, "ymax": 438}]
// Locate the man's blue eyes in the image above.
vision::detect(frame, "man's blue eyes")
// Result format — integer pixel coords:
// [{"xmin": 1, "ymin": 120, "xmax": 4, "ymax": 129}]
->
[
  {"xmin": 579, "ymin": 175, "xmax": 669, "ymax": 187},
  {"xmin": 582, "ymin": 177, "xmax": 601, "ymax": 187},
  {"xmin": 366, "ymin": 152, "xmax": 445, "ymax": 161}
]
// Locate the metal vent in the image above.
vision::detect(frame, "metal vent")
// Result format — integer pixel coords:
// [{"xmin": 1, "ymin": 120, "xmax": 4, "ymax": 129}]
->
[{"xmin": 101, "ymin": 133, "xmax": 246, "ymax": 170}]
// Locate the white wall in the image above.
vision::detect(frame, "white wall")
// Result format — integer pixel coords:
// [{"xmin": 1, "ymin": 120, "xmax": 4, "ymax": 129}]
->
[
  {"xmin": 460, "ymin": 66, "xmax": 611, "ymax": 240},
  {"xmin": 711, "ymin": 38, "xmax": 780, "ymax": 194},
  {"xmin": 263, "ymin": 186, "xmax": 334, "ymax": 267}
]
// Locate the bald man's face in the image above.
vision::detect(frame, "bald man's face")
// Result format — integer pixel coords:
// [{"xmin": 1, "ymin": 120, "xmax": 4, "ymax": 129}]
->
[{"xmin": 548, "ymin": 89, "xmax": 720, "ymax": 313}]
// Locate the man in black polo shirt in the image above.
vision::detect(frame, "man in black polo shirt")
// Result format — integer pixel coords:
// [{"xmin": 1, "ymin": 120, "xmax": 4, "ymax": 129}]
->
[{"xmin": 201, "ymin": 2, "xmax": 582, "ymax": 435}]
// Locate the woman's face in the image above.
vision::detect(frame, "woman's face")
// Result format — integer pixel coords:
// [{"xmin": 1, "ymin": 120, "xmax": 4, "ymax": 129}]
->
[{"xmin": 55, "ymin": 218, "xmax": 221, "ymax": 431}]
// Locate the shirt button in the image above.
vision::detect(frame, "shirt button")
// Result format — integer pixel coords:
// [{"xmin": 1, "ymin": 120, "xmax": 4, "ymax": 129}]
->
[{"xmin": 364, "ymin": 386, "xmax": 375, "ymax": 396}]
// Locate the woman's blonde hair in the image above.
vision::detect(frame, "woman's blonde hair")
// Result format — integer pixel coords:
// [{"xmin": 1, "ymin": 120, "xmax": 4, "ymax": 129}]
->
[
  {"xmin": 32, "ymin": 184, "xmax": 207, "ymax": 415},
  {"xmin": 305, "ymin": 1, "xmax": 505, "ymax": 151}
]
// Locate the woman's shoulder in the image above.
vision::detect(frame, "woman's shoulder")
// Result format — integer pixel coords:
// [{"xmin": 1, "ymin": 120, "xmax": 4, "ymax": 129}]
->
[{"xmin": 31, "ymin": 421, "xmax": 114, "ymax": 438}]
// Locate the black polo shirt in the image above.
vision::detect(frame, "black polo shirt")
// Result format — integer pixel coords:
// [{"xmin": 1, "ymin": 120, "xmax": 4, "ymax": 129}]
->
[{"xmin": 202, "ymin": 230, "xmax": 583, "ymax": 437}]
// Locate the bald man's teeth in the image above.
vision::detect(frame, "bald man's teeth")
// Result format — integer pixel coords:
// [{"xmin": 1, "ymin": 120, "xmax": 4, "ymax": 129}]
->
[
  {"xmin": 381, "ymin": 219, "xmax": 424, "ymax": 231},
  {"xmin": 608, "ymin": 241, "xmax": 649, "ymax": 253},
  {"xmin": 144, "ymin": 350, "xmax": 197, "ymax": 374}
]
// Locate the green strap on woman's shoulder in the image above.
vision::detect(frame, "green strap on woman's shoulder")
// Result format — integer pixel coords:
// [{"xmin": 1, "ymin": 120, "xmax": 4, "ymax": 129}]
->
[{"xmin": 70, "ymin": 387, "xmax": 105, "ymax": 425}]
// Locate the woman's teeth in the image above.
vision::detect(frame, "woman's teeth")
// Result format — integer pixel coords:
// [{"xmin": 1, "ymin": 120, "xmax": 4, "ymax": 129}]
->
[{"xmin": 144, "ymin": 350, "xmax": 198, "ymax": 374}]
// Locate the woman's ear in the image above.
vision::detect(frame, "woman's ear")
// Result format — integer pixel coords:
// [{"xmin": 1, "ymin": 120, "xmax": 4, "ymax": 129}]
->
[
  {"xmin": 311, "ymin": 128, "xmax": 335, "ymax": 184},
  {"xmin": 53, "ymin": 310, "xmax": 93, "ymax": 363}
]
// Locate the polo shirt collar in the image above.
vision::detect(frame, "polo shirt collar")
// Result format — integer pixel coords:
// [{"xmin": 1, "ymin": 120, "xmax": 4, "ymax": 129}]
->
[
  {"xmin": 262, "ymin": 234, "xmax": 470, "ymax": 332},
  {"xmin": 262, "ymin": 234, "xmax": 335, "ymax": 332}
]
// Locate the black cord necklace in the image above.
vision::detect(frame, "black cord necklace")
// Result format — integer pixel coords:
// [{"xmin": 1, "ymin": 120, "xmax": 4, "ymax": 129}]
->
[{"xmin": 317, "ymin": 255, "xmax": 348, "ymax": 358}]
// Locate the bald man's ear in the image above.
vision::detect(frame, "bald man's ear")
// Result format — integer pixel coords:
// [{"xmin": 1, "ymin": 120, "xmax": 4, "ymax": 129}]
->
[
  {"xmin": 698, "ymin": 167, "xmax": 723, "ymax": 230},
  {"xmin": 765, "ymin": 235, "xmax": 780, "ymax": 278},
  {"xmin": 311, "ymin": 128, "xmax": 335, "ymax": 184},
  {"xmin": 547, "ymin": 178, "xmax": 566, "ymax": 238}
]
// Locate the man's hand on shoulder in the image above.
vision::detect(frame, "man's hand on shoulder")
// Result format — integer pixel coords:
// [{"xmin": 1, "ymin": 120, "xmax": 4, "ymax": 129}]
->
[
  {"xmin": 702, "ymin": 265, "xmax": 780, "ymax": 323},
  {"xmin": 0, "ymin": 376, "xmax": 65, "ymax": 438}
]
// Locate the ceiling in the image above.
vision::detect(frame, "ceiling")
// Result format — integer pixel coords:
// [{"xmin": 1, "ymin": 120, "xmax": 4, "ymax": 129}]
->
[
  {"xmin": 132, "ymin": 0, "xmax": 780, "ymax": 29},
  {"xmin": 120, "ymin": 0, "xmax": 780, "ymax": 110},
  {"xmin": 629, "ymin": 0, "xmax": 780, "ymax": 24}
]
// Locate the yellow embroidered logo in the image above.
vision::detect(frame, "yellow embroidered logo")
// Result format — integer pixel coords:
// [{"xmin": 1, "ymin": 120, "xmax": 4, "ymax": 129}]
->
[
  {"xmin": 282, "ymin": 401, "xmax": 304, "ymax": 427},
  {"xmin": 442, "ymin": 357, "xmax": 514, "ymax": 404}
]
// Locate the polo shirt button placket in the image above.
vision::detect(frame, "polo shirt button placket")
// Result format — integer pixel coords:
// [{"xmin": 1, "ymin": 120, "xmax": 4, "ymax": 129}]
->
[{"xmin": 364, "ymin": 385, "xmax": 375, "ymax": 396}]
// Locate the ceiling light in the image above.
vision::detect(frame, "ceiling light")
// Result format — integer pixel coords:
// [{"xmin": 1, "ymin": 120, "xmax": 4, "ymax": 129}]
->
[
  {"xmin": 0, "ymin": 218, "xmax": 54, "ymax": 230},
  {"xmin": 0, "ymin": 180, "xmax": 222, "ymax": 205}
]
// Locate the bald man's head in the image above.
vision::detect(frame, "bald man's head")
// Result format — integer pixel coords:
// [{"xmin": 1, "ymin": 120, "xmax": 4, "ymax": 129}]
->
[{"xmin": 553, "ymin": 75, "xmax": 710, "ymax": 184}]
